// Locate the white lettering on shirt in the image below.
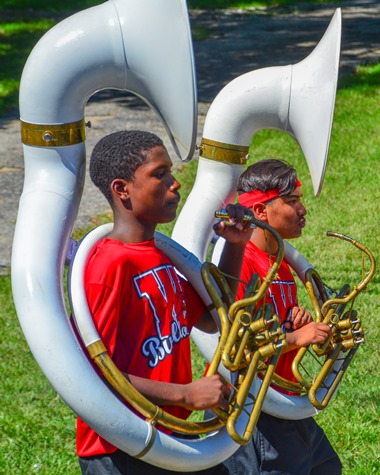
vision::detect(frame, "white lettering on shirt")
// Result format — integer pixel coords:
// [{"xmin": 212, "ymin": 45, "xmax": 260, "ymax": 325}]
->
[{"xmin": 133, "ymin": 264, "xmax": 189, "ymax": 368}]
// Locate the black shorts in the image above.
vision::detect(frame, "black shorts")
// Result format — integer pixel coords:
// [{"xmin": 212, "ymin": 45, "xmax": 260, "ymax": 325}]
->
[
  {"xmin": 79, "ymin": 449, "xmax": 230, "ymax": 475},
  {"xmin": 221, "ymin": 412, "xmax": 342, "ymax": 475}
]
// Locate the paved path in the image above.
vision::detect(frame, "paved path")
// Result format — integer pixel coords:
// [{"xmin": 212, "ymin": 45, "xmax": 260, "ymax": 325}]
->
[{"xmin": 0, "ymin": 0, "xmax": 379, "ymax": 274}]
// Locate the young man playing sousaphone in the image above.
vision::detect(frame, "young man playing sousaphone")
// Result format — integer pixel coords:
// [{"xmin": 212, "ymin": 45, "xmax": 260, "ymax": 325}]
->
[
  {"xmin": 221, "ymin": 159, "xmax": 342, "ymax": 475},
  {"xmin": 77, "ymin": 129, "xmax": 254, "ymax": 475}
]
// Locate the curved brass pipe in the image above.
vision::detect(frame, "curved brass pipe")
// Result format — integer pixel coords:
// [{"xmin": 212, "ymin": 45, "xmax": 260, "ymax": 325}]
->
[
  {"xmin": 273, "ymin": 232, "xmax": 375, "ymax": 410},
  {"xmin": 87, "ymin": 340, "xmax": 224, "ymax": 436},
  {"xmin": 201, "ymin": 211, "xmax": 288, "ymax": 445}
]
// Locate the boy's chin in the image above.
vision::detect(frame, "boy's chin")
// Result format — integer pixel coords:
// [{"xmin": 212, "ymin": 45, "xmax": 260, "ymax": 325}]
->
[
  {"xmin": 159, "ymin": 214, "xmax": 177, "ymax": 225},
  {"xmin": 284, "ymin": 232, "xmax": 302, "ymax": 240}
]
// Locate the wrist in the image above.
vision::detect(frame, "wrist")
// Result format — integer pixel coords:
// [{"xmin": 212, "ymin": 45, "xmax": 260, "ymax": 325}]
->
[{"xmin": 285, "ymin": 332, "xmax": 297, "ymax": 348}]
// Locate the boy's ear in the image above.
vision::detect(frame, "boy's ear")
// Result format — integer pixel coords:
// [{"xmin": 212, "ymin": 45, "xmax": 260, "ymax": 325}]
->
[
  {"xmin": 252, "ymin": 202, "xmax": 268, "ymax": 221},
  {"xmin": 110, "ymin": 178, "xmax": 130, "ymax": 200}
]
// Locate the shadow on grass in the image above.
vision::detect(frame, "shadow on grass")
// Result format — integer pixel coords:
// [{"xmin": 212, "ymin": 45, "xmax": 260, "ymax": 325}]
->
[
  {"xmin": 0, "ymin": 3, "xmax": 102, "ymax": 115},
  {"xmin": 339, "ymin": 63, "xmax": 380, "ymax": 90},
  {"xmin": 0, "ymin": 15, "xmax": 56, "ymax": 115}
]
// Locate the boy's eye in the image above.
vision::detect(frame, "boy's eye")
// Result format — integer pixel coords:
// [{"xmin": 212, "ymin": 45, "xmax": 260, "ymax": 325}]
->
[{"xmin": 155, "ymin": 168, "xmax": 174, "ymax": 180}]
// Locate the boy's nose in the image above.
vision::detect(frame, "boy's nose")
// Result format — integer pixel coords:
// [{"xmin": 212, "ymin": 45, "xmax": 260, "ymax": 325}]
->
[
  {"xmin": 299, "ymin": 203, "xmax": 307, "ymax": 216},
  {"xmin": 170, "ymin": 178, "xmax": 181, "ymax": 191}
]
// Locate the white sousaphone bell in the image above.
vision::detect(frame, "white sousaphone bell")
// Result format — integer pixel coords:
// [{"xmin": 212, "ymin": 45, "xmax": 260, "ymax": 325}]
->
[{"xmin": 12, "ymin": 0, "xmax": 341, "ymax": 470}]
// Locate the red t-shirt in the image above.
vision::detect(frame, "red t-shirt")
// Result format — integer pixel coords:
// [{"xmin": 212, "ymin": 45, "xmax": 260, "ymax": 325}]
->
[
  {"xmin": 76, "ymin": 238, "xmax": 205, "ymax": 457},
  {"xmin": 238, "ymin": 241, "xmax": 299, "ymax": 385}
]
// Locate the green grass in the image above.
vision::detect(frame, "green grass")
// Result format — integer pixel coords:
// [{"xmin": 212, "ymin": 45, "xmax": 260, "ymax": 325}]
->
[
  {"xmin": 0, "ymin": 275, "xmax": 76, "ymax": 474},
  {"xmin": 1, "ymin": 1, "xmax": 379, "ymax": 473},
  {"xmin": 2, "ymin": 62, "xmax": 379, "ymax": 474},
  {"xmin": 0, "ymin": 19, "xmax": 55, "ymax": 113}
]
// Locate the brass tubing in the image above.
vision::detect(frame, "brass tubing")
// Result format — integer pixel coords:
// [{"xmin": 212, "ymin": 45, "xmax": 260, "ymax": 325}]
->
[
  {"xmin": 304, "ymin": 269, "xmax": 326, "ymax": 322},
  {"xmin": 272, "ymin": 231, "xmax": 375, "ymax": 410},
  {"xmin": 87, "ymin": 341, "xmax": 224, "ymax": 435},
  {"xmin": 201, "ymin": 213, "xmax": 287, "ymax": 444},
  {"xmin": 226, "ymin": 350, "xmax": 261, "ymax": 445},
  {"xmin": 321, "ymin": 232, "xmax": 376, "ymax": 313},
  {"xmin": 201, "ymin": 261, "xmax": 235, "ymax": 376},
  {"xmin": 227, "ymin": 348, "xmax": 284, "ymax": 445},
  {"xmin": 313, "ymin": 284, "xmax": 350, "ymax": 356},
  {"xmin": 315, "ymin": 348, "xmax": 357, "ymax": 408},
  {"xmin": 223, "ymin": 322, "xmax": 252, "ymax": 371},
  {"xmin": 291, "ymin": 346, "xmax": 315, "ymax": 390},
  {"xmin": 308, "ymin": 344, "xmax": 344, "ymax": 409},
  {"xmin": 270, "ymin": 373, "xmax": 307, "ymax": 394},
  {"xmin": 222, "ymin": 311, "xmax": 256, "ymax": 371},
  {"xmin": 226, "ymin": 313, "xmax": 286, "ymax": 444}
]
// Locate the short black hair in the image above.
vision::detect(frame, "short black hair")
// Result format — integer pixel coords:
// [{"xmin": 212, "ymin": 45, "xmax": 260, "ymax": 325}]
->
[
  {"xmin": 89, "ymin": 130, "xmax": 164, "ymax": 205},
  {"xmin": 237, "ymin": 159, "xmax": 298, "ymax": 197}
]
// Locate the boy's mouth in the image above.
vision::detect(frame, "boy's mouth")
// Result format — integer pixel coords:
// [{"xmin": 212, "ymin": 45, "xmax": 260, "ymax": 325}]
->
[
  {"xmin": 167, "ymin": 198, "xmax": 180, "ymax": 208},
  {"xmin": 168, "ymin": 193, "xmax": 181, "ymax": 206},
  {"xmin": 299, "ymin": 218, "xmax": 306, "ymax": 228}
]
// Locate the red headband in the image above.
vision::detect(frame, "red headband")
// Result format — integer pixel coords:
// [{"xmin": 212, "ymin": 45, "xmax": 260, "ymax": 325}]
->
[{"xmin": 238, "ymin": 179, "xmax": 301, "ymax": 208}]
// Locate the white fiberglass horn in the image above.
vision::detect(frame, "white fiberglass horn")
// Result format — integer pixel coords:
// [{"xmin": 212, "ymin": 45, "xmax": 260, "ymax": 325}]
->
[
  {"xmin": 10, "ymin": 0, "xmax": 247, "ymax": 470},
  {"xmin": 18, "ymin": 0, "xmax": 197, "ymax": 160},
  {"xmin": 172, "ymin": 8, "xmax": 341, "ymax": 261},
  {"xmin": 172, "ymin": 9, "xmax": 342, "ymax": 420}
]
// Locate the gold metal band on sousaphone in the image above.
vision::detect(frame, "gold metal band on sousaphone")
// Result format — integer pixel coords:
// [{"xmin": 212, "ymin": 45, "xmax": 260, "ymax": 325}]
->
[
  {"xmin": 199, "ymin": 138, "xmax": 249, "ymax": 165},
  {"xmin": 21, "ymin": 119, "xmax": 86, "ymax": 147}
]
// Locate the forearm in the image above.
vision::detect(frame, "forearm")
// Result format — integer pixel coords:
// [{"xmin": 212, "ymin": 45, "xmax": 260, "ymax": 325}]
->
[
  {"xmin": 126, "ymin": 373, "xmax": 230, "ymax": 411},
  {"xmin": 127, "ymin": 373, "xmax": 186, "ymax": 408},
  {"xmin": 218, "ymin": 241, "xmax": 246, "ymax": 296},
  {"xmin": 283, "ymin": 321, "xmax": 332, "ymax": 350}
]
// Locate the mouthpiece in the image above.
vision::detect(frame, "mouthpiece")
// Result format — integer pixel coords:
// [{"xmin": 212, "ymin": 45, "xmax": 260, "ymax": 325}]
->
[{"xmin": 215, "ymin": 208, "xmax": 255, "ymax": 225}]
